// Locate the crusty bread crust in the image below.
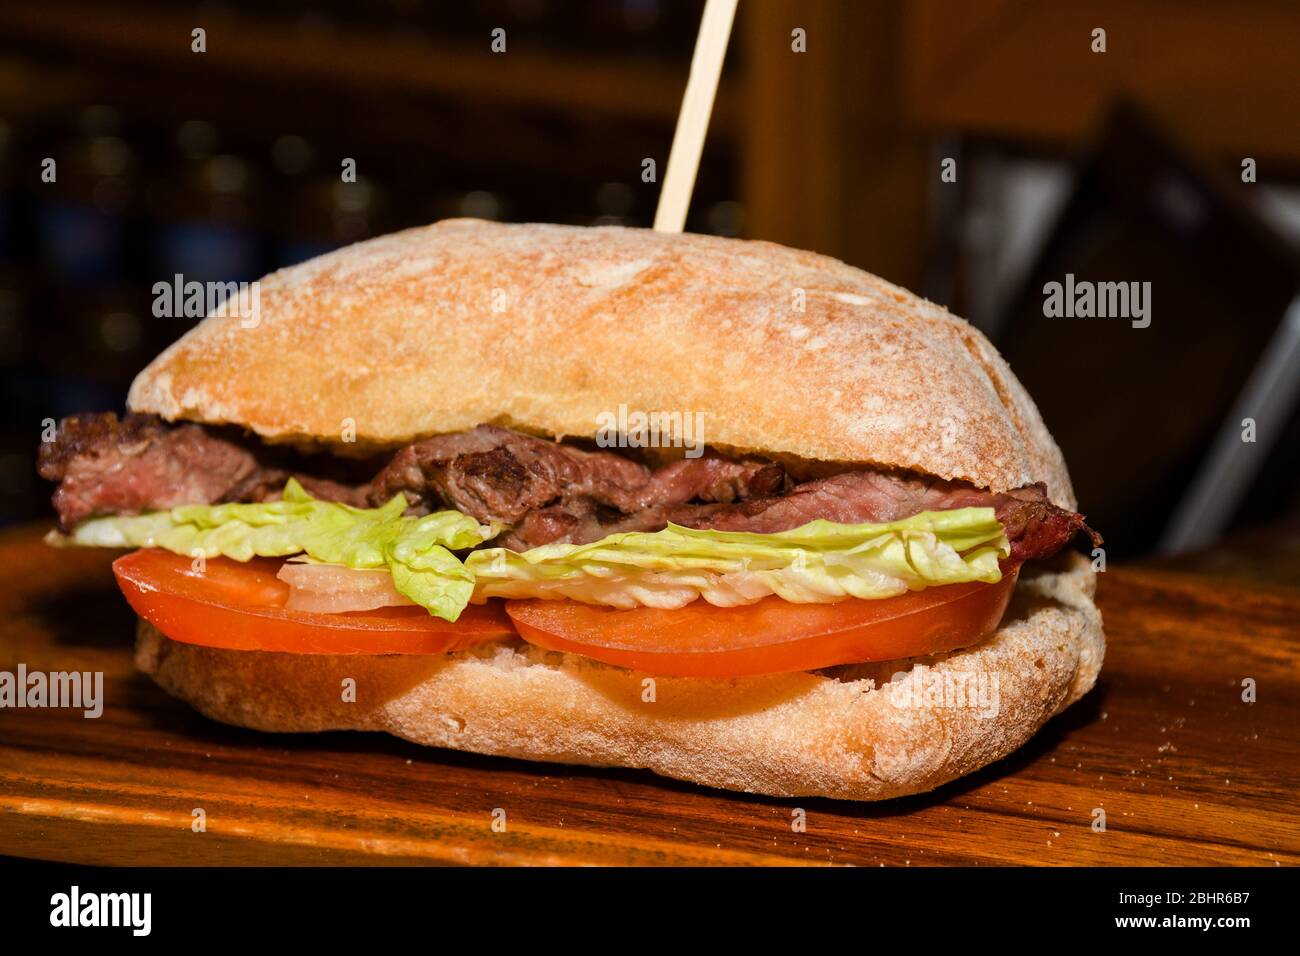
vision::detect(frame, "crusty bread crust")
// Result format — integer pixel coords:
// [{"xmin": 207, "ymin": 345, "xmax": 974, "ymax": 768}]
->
[
  {"xmin": 127, "ymin": 219, "xmax": 1076, "ymax": 509},
  {"xmin": 135, "ymin": 552, "xmax": 1103, "ymax": 801}
]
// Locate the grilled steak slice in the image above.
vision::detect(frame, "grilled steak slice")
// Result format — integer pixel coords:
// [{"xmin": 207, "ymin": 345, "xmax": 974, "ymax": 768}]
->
[
  {"xmin": 495, "ymin": 499, "xmax": 605, "ymax": 552},
  {"xmin": 38, "ymin": 413, "xmax": 262, "ymax": 530},
  {"xmin": 224, "ymin": 468, "xmax": 371, "ymax": 508},
  {"xmin": 989, "ymin": 485, "xmax": 1101, "ymax": 565},
  {"xmin": 503, "ymin": 471, "xmax": 1099, "ymax": 565},
  {"xmin": 367, "ymin": 425, "xmax": 784, "ymax": 525},
  {"xmin": 367, "ymin": 425, "xmax": 653, "ymax": 524},
  {"xmin": 665, "ymin": 473, "xmax": 1100, "ymax": 565},
  {"xmin": 38, "ymin": 412, "xmax": 368, "ymax": 529},
  {"xmin": 610, "ymin": 455, "xmax": 789, "ymax": 511}
]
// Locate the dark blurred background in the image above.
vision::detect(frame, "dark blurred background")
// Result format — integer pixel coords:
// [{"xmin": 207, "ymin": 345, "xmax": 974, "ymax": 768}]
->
[{"xmin": 0, "ymin": 0, "xmax": 1297, "ymax": 564}]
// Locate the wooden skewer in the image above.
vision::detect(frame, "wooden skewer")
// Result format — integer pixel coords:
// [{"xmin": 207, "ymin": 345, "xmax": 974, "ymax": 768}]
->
[{"xmin": 653, "ymin": 0, "xmax": 739, "ymax": 233}]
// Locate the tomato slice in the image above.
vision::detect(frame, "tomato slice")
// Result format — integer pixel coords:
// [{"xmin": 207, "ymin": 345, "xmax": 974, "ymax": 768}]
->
[
  {"xmin": 506, "ymin": 570, "xmax": 1019, "ymax": 677},
  {"xmin": 113, "ymin": 549, "xmax": 515, "ymax": 654},
  {"xmin": 114, "ymin": 548, "xmax": 1018, "ymax": 673}
]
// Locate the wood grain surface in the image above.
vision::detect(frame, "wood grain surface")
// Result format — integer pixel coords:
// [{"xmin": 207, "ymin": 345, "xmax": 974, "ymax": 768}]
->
[{"xmin": 1, "ymin": 523, "xmax": 1296, "ymax": 866}]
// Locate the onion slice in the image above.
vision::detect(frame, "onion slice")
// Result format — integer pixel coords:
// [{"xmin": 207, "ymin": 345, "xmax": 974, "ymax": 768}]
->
[{"xmin": 276, "ymin": 562, "xmax": 416, "ymax": 613}]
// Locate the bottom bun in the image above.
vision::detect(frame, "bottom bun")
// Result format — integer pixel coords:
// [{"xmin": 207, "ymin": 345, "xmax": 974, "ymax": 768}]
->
[{"xmin": 135, "ymin": 552, "xmax": 1104, "ymax": 801}]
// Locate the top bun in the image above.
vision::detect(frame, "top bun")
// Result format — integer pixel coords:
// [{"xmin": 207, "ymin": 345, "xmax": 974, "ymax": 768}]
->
[{"xmin": 128, "ymin": 219, "xmax": 1075, "ymax": 508}]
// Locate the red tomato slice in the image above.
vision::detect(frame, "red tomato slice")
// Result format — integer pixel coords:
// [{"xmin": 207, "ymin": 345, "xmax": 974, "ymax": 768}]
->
[
  {"xmin": 113, "ymin": 549, "xmax": 515, "ymax": 654},
  {"xmin": 506, "ymin": 570, "xmax": 1019, "ymax": 677}
]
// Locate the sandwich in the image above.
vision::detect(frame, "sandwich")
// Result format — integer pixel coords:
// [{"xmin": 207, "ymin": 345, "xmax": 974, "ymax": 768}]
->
[{"xmin": 37, "ymin": 218, "xmax": 1104, "ymax": 801}]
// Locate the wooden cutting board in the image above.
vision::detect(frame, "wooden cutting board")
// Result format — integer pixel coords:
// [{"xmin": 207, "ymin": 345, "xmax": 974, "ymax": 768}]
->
[{"xmin": 1, "ymin": 523, "xmax": 1297, "ymax": 866}]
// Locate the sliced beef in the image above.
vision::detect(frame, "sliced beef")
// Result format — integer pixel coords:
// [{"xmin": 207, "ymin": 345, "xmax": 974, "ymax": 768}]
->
[
  {"xmin": 366, "ymin": 425, "xmax": 783, "ymax": 526},
  {"xmin": 663, "ymin": 470, "xmax": 1008, "ymax": 533},
  {"xmin": 367, "ymin": 425, "xmax": 653, "ymax": 523},
  {"xmin": 40, "ymin": 417, "xmax": 1096, "ymax": 566},
  {"xmin": 225, "ymin": 468, "xmax": 371, "ymax": 508},
  {"xmin": 491, "ymin": 456, "xmax": 788, "ymax": 549},
  {"xmin": 38, "ymin": 412, "xmax": 368, "ymax": 529},
  {"xmin": 989, "ymin": 484, "xmax": 1102, "ymax": 565},
  {"xmin": 610, "ymin": 455, "xmax": 788, "ymax": 512},
  {"xmin": 501, "ymin": 470, "xmax": 1099, "ymax": 565},
  {"xmin": 496, "ymin": 498, "xmax": 605, "ymax": 552},
  {"xmin": 39, "ymin": 413, "xmax": 261, "ymax": 530},
  {"xmin": 665, "ymin": 472, "xmax": 1099, "ymax": 565}
]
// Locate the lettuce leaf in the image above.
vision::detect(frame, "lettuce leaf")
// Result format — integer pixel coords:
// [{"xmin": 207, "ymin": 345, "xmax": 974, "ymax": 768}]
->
[
  {"xmin": 60, "ymin": 479, "xmax": 494, "ymax": 621},
  {"xmin": 466, "ymin": 508, "xmax": 1009, "ymax": 609},
  {"xmin": 60, "ymin": 483, "xmax": 1010, "ymax": 618}
]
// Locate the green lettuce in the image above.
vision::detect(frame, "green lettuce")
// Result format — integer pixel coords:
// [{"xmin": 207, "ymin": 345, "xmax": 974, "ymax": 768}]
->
[
  {"xmin": 59, "ymin": 479, "xmax": 494, "ymax": 621},
  {"xmin": 466, "ymin": 508, "xmax": 1009, "ymax": 609},
  {"xmin": 59, "ymin": 482, "xmax": 1011, "ymax": 618}
]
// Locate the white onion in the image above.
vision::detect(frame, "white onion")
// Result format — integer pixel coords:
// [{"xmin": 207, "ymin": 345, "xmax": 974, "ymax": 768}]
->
[{"xmin": 276, "ymin": 562, "xmax": 415, "ymax": 613}]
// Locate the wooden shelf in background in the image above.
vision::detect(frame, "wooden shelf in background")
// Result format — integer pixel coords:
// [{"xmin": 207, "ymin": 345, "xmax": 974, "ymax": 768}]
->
[{"xmin": 0, "ymin": 2, "xmax": 737, "ymax": 129}]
